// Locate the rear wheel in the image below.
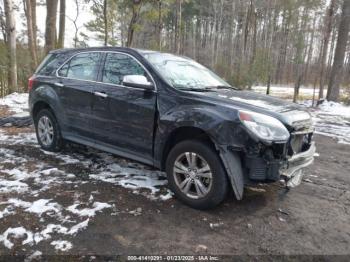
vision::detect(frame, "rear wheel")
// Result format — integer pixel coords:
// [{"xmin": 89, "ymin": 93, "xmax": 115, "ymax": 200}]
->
[
  {"xmin": 166, "ymin": 140, "xmax": 229, "ymax": 209},
  {"xmin": 34, "ymin": 109, "xmax": 64, "ymax": 152}
]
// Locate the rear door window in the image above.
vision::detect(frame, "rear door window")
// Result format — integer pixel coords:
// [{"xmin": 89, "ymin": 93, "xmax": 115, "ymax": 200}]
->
[
  {"xmin": 58, "ymin": 52, "xmax": 101, "ymax": 81},
  {"xmin": 101, "ymin": 53, "xmax": 147, "ymax": 85}
]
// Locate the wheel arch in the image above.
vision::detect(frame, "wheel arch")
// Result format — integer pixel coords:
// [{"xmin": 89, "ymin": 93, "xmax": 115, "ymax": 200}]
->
[
  {"xmin": 160, "ymin": 126, "xmax": 218, "ymax": 171},
  {"xmin": 32, "ymin": 101, "xmax": 54, "ymax": 120}
]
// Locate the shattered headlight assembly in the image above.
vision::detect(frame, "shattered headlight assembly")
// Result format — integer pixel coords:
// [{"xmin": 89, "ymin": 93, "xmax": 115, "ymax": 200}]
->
[{"xmin": 239, "ymin": 110, "xmax": 290, "ymax": 143}]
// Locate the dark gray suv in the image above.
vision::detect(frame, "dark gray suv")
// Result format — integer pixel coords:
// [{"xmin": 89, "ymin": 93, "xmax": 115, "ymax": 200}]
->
[{"xmin": 29, "ymin": 47, "xmax": 315, "ymax": 209}]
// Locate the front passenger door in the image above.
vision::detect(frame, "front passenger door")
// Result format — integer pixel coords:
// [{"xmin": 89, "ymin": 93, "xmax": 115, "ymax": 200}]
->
[{"xmin": 91, "ymin": 52, "xmax": 157, "ymax": 163}]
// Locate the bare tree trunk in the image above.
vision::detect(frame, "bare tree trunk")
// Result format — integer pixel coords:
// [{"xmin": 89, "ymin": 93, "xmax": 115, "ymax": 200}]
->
[
  {"xmin": 126, "ymin": 0, "xmax": 143, "ymax": 47},
  {"xmin": 175, "ymin": 0, "xmax": 182, "ymax": 54},
  {"xmin": 57, "ymin": 0, "xmax": 66, "ymax": 48},
  {"xmin": 319, "ymin": 0, "xmax": 335, "ymax": 100},
  {"xmin": 23, "ymin": 0, "xmax": 38, "ymax": 70},
  {"xmin": 327, "ymin": 0, "xmax": 350, "ymax": 102},
  {"xmin": 275, "ymin": 8, "xmax": 290, "ymax": 84},
  {"xmin": 243, "ymin": 0, "xmax": 253, "ymax": 54},
  {"xmin": 72, "ymin": 0, "xmax": 80, "ymax": 48},
  {"xmin": 103, "ymin": 0, "xmax": 107, "ymax": 46},
  {"xmin": 248, "ymin": 0, "xmax": 257, "ymax": 89},
  {"xmin": 327, "ymin": 26, "xmax": 337, "ymax": 74},
  {"xmin": 157, "ymin": 0, "xmax": 162, "ymax": 50},
  {"xmin": 304, "ymin": 15, "xmax": 317, "ymax": 85},
  {"xmin": 4, "ymin": 0, "xmax": 17, "ymax": 93},
  {"xmin": 228, "ymin": 0, "xmax": 235, "ymax": 69},
  {"xmin": 31, "ymin": 0, "xmax": 37, "ymax": 46},
  {"xmin": 293, "ymin": 7, "xmax": 308, "ymax": 103},
  {"xmin": 45, "ymin": 0, "xmax": 59, "ymax": 53}
]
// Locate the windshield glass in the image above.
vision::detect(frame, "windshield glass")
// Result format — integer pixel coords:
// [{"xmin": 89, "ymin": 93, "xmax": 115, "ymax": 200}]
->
[{"xmin": 142, "ymin": 52, "xmax": 231, "ymax": 90}]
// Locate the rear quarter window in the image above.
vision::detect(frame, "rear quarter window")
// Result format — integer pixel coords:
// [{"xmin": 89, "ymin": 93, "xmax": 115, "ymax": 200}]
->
[{"xmin": 35, "ymin": 52, "xmax": 72, "ymax": 76}]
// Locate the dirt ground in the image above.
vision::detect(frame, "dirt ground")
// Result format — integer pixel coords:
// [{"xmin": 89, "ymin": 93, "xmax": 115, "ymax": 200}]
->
[{"xmin": 0, "ymin": 122, "xmax": 349, "ymax": 258}]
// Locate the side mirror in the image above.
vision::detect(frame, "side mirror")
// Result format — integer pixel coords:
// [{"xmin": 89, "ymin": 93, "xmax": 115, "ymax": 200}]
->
[{"xmin": 122, "ymin": 75, "xmax": 154, "ymax": 90}]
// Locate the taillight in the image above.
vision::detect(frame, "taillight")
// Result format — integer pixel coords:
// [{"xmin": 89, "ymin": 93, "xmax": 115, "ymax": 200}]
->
[{"xmin": 28, "ymin": 76, "xmax": 35, "ymax": 92}]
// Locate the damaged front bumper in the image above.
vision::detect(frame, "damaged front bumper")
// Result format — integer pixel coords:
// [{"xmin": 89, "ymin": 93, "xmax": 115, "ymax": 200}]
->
[
  {"xmin": 219, "ymin": 138, "xmax": 316, "ymax": 200},
  {"xmin": 280, "ymin": 141, "xmax": 316, "ymax": 188}
]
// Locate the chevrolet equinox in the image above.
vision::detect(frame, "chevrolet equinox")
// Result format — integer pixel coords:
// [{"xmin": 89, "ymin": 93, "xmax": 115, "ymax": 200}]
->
[{"xmin": 29, "ymin": 47, "xmax": 315, "ymax": 209}]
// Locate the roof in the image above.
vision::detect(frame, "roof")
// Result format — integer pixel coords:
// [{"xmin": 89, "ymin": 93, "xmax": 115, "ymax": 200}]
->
[{"xmin": 49, "ymin": 46, "xmax": 160, "ymax": 55}]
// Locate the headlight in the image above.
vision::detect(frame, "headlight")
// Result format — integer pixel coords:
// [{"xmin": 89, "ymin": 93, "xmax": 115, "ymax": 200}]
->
[{"xmin": 239, "ymin": 110, "xmax": 290, "ymax": 143}]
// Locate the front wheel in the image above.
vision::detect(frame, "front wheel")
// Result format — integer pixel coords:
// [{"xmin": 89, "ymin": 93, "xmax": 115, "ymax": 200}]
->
[{"xmin": 165, "ymin": 140, "xmax": 229, "ymax": 209}]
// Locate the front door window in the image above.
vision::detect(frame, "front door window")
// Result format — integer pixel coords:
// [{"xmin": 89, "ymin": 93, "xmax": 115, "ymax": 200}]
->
[{"xmin": 102, "ymin": 53, "xmax": 147, "ymax": 85}]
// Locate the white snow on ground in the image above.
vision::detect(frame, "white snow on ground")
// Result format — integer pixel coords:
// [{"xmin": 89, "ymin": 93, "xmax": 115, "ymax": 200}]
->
[
  {"xmin": 26, "ymin": 250, "xmax": 43, "ymax": 261},
  {"xmin": 50, "ymin": 240, "xmax": 73, "ymax": 251},
  {"xmin": 252, "ymin": 85, "xmax": 348, "ymax": 98},
  {"xmin": 253, "ymin": 85, "xmax": 319, "ymax": 97},
  {"xmin": 68, "ymin": 219, "xmax": 90, "ymax": 235},
  {"xmin": 67, "ymin": 202, "xmax": 111, "ymax": 217},
  {"xmin": 0, "ymin": 227, "xmax": 34, "ymax": 249},
  {"xmin": 300, "ymin": 100, "xmax": 350, "ymax": 144},
  {"xmin": 0, "ymin": 92, "xmax": 29, "ymax": 117}
]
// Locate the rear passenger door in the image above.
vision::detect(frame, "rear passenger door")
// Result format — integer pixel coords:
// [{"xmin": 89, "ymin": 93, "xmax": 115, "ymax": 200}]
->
[
  {"xmin": 91, "ymin": 52, "xmax": 157, "ymax": 163},
  {"xmin": 56, "ymin": 52, "xmax": 102, "ymax": 139}
]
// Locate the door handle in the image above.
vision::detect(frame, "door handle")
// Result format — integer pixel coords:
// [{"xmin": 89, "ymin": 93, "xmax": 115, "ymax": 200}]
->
[
  {"xmin": 94, "ymin": 91, "xmax": 108, "ymax": 98},
  {"xmin": 54, "ymin": 82, "xmax": 64, "ymax": 87}
]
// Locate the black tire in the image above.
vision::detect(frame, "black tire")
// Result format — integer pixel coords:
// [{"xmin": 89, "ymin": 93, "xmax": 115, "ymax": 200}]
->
[
  {"xmin": 166, "ymin": 140, "xmax": 229, "ymax": 210},
  {"xmin": 34, "ymin": 108, "xmax": 64, "ymax": 152}
]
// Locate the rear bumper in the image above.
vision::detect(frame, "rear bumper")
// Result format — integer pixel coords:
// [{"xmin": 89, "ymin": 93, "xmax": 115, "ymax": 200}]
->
[{"xmin": 280, "ymin": 142, "xmax": 316, "ymax": 187}]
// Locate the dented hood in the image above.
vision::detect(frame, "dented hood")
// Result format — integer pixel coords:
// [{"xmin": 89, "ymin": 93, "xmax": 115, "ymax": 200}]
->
[{"xmin": 193, "ymin": 89, "xmax": 312, "ymax": 130}]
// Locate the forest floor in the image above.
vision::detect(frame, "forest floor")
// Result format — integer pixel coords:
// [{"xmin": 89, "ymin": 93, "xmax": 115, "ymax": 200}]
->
[{"xmin": 0, "ymin": 90, "xmax": 349, "ymax": 258}]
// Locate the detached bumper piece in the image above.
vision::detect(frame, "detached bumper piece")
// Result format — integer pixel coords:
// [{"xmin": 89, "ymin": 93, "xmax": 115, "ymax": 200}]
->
[{"xmin": 280, "ymin": 141, "xmax": 316, "ymax": 188}]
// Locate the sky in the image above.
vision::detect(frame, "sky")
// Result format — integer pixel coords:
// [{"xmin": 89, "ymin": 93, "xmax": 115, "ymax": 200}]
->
[{"xmin": 13, "ymin": 0, "xmax": 100, "ymax": 47}]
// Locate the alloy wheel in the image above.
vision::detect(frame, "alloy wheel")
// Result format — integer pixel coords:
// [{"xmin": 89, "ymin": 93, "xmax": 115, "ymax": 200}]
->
[
  {"xmin": 173, "ymin": 152, "xmax": 213, "ymax": 199},
  {"xmin": 38, "ymin": 116, "xmax": 54, "ymax": 146}
]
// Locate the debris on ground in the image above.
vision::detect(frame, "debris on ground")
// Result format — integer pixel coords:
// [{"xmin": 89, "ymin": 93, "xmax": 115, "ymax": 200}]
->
[{"xmin": 195, "ymin": 244, "xmax": 208, "ymax": 253}]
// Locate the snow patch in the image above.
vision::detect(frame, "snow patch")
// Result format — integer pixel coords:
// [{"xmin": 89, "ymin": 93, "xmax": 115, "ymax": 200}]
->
[
  {"xmin": 6, "ymin": 198, "xmax": 62, "ymax": 217},
  {"xmin": 0, "ymin": 180, "xmax": 29, "ymax": 193},
  {"xmin": 25, "ymin": 199, "xmax": 62, "ymax": 216},
  {"xmin": 25, "ymin": 250, "xmax": 42, "ymax": 261},
  {"xmin": 50, "ymin": 240, "xmax": 73, "ymax": 251},
  {"xmin": 67, "ymin": 218, "xmax": 89, "ymax": 235},
  {"xmin": 67, "ymin": 202, "xmax": 111, "ymax": 217},
  {"xmin": 89, "ymin": 162, "xmax": 169, "ymax": 198},
  {"xmin": 0, "ymin": 92, "xmax": 29, "ymax": 117},
  {"xmin": 300, "ymin": 100, "xmax": 350, "ymax": 144},
  {"xmin": 0, "ymin": 227, "xmax": 33, "ymax": 249}
]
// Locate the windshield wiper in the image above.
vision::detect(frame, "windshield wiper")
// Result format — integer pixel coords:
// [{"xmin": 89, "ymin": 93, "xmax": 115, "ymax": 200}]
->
[
  {"xmin": 177, "ymin": 87, "xmax": 213, "ymax": 92},
  {"xmin": 206, "ymin": 85, "xmax": 239, "ymax": 90}
]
